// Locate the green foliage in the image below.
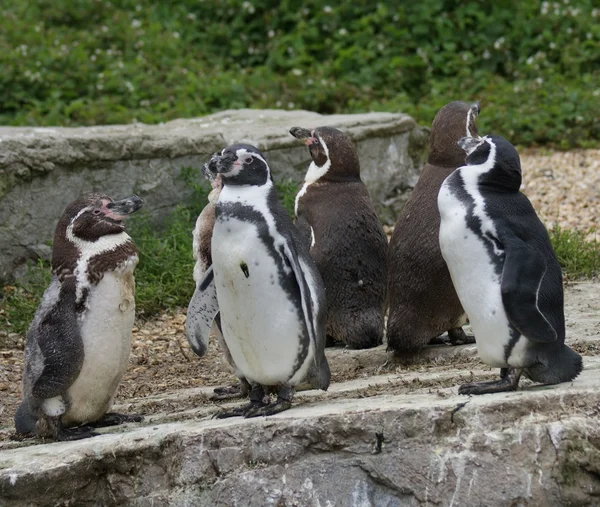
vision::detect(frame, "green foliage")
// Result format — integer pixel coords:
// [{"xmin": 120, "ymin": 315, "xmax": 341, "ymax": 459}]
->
[
  {"xmin": 1, "ymin": 1, "xmax": 598, "ymax": 147},
  {"xmin": 549, "ymin": 227, "xmax": 600, "ymax": 279},
  {"xmin": 0, "ymin": 260, "xmax": 52, "ymax": 336}
]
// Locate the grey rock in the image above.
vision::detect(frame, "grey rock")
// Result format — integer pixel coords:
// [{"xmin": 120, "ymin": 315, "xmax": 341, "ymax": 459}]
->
[
  {"xmin": 0, "ymin": 109, "xmax": 427, "ymax": 281},
  {"xmin": 1, "ymin": 281, "xmax": 599, "ymax": 507}
]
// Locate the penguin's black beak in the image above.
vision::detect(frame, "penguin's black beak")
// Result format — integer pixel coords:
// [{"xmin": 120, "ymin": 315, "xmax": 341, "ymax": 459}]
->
[
  {"xmin": 106, "ymin": 195, "xmax": 144, "ymax": 217},
  {"xmin": 202, "ymin": 153, "xmax": 219, "ymax": 181},
  {"xmin": 290, "ymin": 126, "xmax": 312, "ymax": 141},
  {"xmin": 458, "ymin": 136, "xmax": 483, "ymax": 155},
  {"xmin": 214, "ymin": 150, "xmax": 237, "ymax": 174}
]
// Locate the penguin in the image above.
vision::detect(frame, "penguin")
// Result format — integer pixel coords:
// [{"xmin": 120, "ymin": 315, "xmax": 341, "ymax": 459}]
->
[
  {"xmin": 14, "ymin": 193, "xmax": 144, "ymax": 440},
  {"xmin": 438, "ymin": 134, "xmax": 583, "ymax": 394},
  {"xmin": 289, "ymin": 126, "xmax": 388, "ymax": 349},
  {"xmin": 187, "ymin": 167, "xmax": 251, "ymax": 400},
  {"xmin": 186, "ymin": 144, "xmax": 330, "ymax": 417},
  {"xmin": 386, "ymin": 101, "xmax": 479, "ymax": 353}
]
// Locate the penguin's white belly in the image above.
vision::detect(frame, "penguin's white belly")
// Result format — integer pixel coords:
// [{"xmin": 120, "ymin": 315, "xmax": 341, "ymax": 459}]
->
[
  {"xmin": 64, "ymin": 269, "xmax": 135, "ymax": 424},
  {"xmin": 212, "ymin": 217, "xmax": 311, "ymax": 386},
  {"xmin": 438, "ymin": 185, "xmax": 518, "ymax": 368}
]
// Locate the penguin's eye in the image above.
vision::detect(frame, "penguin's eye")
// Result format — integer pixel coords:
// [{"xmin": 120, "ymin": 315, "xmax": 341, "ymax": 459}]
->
[
  {"xmin": 243, "ymin": 156, "xmax": 253, "ymax": 165},
  {"xmin": 92, "ymin": 209, "xmax": 102, "ymax": 216}
]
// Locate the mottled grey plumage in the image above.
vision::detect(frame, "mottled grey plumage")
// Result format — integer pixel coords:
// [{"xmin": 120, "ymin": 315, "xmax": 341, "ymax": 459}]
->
[{"xmin": 15, "ymin": 193, "xmax": 143, "ymax": 440}]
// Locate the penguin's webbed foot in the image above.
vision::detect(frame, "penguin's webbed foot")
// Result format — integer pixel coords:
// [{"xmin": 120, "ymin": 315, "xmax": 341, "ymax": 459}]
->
[
  {"xmin": 92, "ymin": 412, "xmax": 144, "ymax": 428},
  {"xmin": 213, "ymin": 400, "xmax": 267, "ymax": 419},
  {"xmin": 213, "ymin": 383, "xmax": 267, "ymax": 418},
  {"xmin": 244, "ymin": 398, "xmax": 292, "ymax": 418},
  {"xmin": 56, "ymin": 426, "xmax": 101, "ymax": 441},
  {"xmin": 210, "ymin": 378, "xmax": 251, "ymax": 401},
  {"xmin": 244, "ymin": 385, "xmax": 294, "ymax": 418},
  {"xmin": 429, "ymin": 328, "xmax": 475, "ymax": 346},
  {"xmin": 459, "ymin": 368, "xmax": 522, "ymax": 395},
  {"xmin": 448, "ymin": 327, "xmax": 476, "ymax": 346}
]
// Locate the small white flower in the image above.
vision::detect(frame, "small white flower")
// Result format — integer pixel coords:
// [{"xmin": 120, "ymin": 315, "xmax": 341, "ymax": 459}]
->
[
  {"xmin": 513, "ymin": 85, "xmax": 520, "ymax": 93},
  {"xmin": 125, "ymin": 81, "xmax": 134, "ymax": 92},
  {"xmin": 338, "ymin": 28, "xmax": 348, "ymax": 36},
  {"xmin": 268, "ymin": 29, "xmax": 275, "ymax": 38},
  {"xmin": 536, "ymin": 77, "xmax": 543, "ymax": 85},
  {"xmin": 292, "ymin": 68, "xmax": 303, "ymax": 76},
  {"xmin": 493, "ymin": 37, "xmax": 504, "ymax": 50},
  {"xmin": 131, "ymin": 19, "xmax": 141, "ymax": 29},
  {"xmin": 101, "ymin": 25, "xmax": 108, "ymax": 32},
  {"xmin": 187, "ymin": 13, "xmax": 196, "ymax": 20},
  {"xmin": 483, "ymin": 49, "xmax": 490, "ymax": 59},
  {"xmin": 287, "ymin": 102, "xmax": 295, "ymax": 109},
  {"xmin": 173, "ymin": 32, "xmax": 180, "ymax": 38},
  {"xmin": 549, "ymin": 42, "xmax": 556, "ymax": 49},
  {"xmin": 276, "ymin": 100, "xmax": 282, "ymax": 107},
  {"xmin": 91, "ymin": 55, "xmax": 97, "ymax": 62},
  {"xmin": 526, "ymin": 56, "xmax": 534, "ymax": 65},
  {"xmin": 117, "ymin": 61, "xmax": 124, "ymax": 69},
  {"xmin": 323, "ymin": 6, "xmax": 332, "ymax": 13},
  {"xmin": 97, "ymin": 83, "xmax": 103, "ymax": 90}
]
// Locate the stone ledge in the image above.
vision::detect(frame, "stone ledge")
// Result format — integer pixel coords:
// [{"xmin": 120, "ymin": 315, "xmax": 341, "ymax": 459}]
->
[{"xmin": 0, "ymin": 109, "xmax": 428, "ymax": 281}]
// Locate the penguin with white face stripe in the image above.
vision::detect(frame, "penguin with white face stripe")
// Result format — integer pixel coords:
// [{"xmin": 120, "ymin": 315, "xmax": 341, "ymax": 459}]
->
[
  {"xmin": 438, "ymin": 134, "xmax": 582, "ymax": 394},
  {"xmin": 15, "ymin": 193, "xmax": 144, "ymax": 440},
  {"xmin": 289, "ymin": 126, "xmax": 388, "ymax": 349},
  {"xmin": 187, "ymin": 144, "xmax": 330, "ymax": 417}
]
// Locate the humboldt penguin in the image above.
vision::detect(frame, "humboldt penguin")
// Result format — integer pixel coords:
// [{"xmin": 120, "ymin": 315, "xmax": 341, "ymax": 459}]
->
[
  {"xmin": 387, "ymin": 101, "xmax": 480, "ymax": 354},
  {"xmin": 438, "ymin": 134, "xmax": 582, "ymax": 394},
  {"xmin": 15, "ymin": 193, "xmax": 144, "ymax": 440},
  {"xmin": 289, "ymin": 126, "xmax": 388, "ymax": 349},
  {"xmin": 186, "ymin": 144, "xmax": 330, "ymax": 417}
]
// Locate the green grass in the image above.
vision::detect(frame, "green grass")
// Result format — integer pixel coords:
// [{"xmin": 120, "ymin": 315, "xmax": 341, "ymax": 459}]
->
[{"xmin": 549, "ymin": 227, "xmax": 600, "ymax": 280}]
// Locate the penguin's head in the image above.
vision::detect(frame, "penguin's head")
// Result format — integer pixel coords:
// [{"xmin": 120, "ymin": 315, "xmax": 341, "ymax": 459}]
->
[
  {"xmin": 290, "ymin": 126, "xmax": 360, "ymax": 184},
  {"xmin": 52, "ymin": 193, "xmax": 143, "ymax": 278},
  {"xmin": 428, "ymin": 101, "xmax": 481, "ymax": 167},
  {"xmin": 458, "ymin": 134, "xmax": 522, "ymax": 191},
  {"xmin": 207, "ymin": 144, "xmax": 271, "ymax": 187}
]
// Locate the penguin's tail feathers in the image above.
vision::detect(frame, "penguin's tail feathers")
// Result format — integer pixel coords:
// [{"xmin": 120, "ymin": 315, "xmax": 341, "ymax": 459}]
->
[
  {"xmin": 307, "ymin": 357, "xmax": 331, "ymax": 391},
  {"xmin": 526, "ymin": 345, "xmax": 583, "ymax": 385}
]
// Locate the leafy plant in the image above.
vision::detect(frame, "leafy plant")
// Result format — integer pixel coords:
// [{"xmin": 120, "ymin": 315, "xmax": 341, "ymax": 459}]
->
[{"xmin": 0, "ymin": 1, "xmax": 598, "ymax": 148}]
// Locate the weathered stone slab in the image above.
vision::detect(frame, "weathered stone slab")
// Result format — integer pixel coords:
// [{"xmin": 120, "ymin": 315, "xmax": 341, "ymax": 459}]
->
[
  {"xmin": 0, "ymin": 109, "xmax": 428, "ymax": 281},
  {"xmin": 1, "ymin": 359, "xmax": 600, "ymax": 506}
]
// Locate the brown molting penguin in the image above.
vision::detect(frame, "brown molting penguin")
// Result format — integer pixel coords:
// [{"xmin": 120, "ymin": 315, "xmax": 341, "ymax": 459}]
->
[
  {"xmin": 386, "ymin": 101, "xmax": 480, "ymax": 354},
  {"xmin": 15, "ymin": 193, "xmax": 144, "ymax": 440},
  {"xmin": 290, "ymin": 126, "xmax": 388, "ymax": 349},
  {"xmin": 187, "ymin": 167, "xmax": 251, "ymax": 400}
]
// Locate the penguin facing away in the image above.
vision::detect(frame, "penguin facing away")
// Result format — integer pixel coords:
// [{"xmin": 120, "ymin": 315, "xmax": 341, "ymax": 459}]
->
[
  {"xmin": 187, "ymin": 144, "xmax": 330, "ymax": 417},
  {"xmin": 187, "ymin": 167, "xmax": 251, "ymax": 400},
  {"xmin": 15, "ymin": 193, "xmax": 144, "ymax": 440},
  {"xmin": 289, "ymin": 126, "xmax": 388, "ymax": 349},
  {"xmin": 438, "ymin": 134, "xmax": 582, "ymax": 394},
  {"xmin": 387, "ymin": 101, "xmax": 480, "ymax": 354}
]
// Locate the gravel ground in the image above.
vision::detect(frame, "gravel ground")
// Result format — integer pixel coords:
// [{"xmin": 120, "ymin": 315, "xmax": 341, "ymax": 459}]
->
[{"xmin": 0, "ymin": 148, "xmax": 598, "ymax": 436}]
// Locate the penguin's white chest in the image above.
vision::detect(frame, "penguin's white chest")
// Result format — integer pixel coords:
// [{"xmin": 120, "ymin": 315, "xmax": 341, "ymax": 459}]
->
[
  {"xmin": 212, "ymin": 216, "xmax": 310, "ymax": 386},
  {"xmin": 438, "ymin": 183, "xmax": 526, "ymax": 368},
  {"xmin": 64, "ymin": 258, "xmax": 137, "ymax": 424}
]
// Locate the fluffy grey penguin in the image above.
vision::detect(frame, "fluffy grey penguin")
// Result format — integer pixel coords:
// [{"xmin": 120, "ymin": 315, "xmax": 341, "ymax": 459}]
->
[
  {"xmin": 387, "ymin": 101, "xmax": 480, "ymax": 354},
  {"xmin": 186, "ymin": 144, "xmax": 330, "ymax": 417},
  {"xmin": 289, "ymin": 126, "xmax": 388, "ymax": 349},
  {"xmin": 15, "ymin": 193, "xmax": 144, "ymax": 440},
  {"xmin": 187, "ymin": 168, "xmax": 251, "ymax": 400},
  {"xmin": 438, "ymin": 134, "xmax": 583, "ymax": 394}
]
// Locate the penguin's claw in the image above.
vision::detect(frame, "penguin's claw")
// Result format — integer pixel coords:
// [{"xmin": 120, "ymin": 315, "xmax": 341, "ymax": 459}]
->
[
  {"xmin": 244, "ymin": 399, "xmax": 292, "ymax": 418},
  {"xmin": 210, "ymin": 381, "xmax": 251, "ymax": 401},
  {"xmin": 447, "ymin": 327, "xmax": 476, "ymax": 346},
  {"xmin": 213, "ymin": 400, "xmax": 266, "ymax": 419},
  {"xmin": 92, "ymin": 412, "xmax": 144, "ymax": 428},
  {"xmin": 459, "ymin": 368, "xmax": 522, "ymax": 395},
  {"xmin": 56, "ymin": 426, "xmax": 101, "ymax": 441}
]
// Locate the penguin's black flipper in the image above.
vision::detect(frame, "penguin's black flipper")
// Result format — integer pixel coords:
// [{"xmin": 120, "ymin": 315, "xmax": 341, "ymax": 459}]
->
[
  {"xmin": 186, "ymin": 265, "xmax": 219, "ymax": 357},
  {"xmin": 31, "ymin": 278, "xmax": 84, "ymax": 400},
  {"xmin": 294, "ymin": 214, "xmax": 313, "ymax": 252},
  {"xmin": 500, "ymin": 239, "xmax": 558, "ymax": 343},
  {"xmin": 282, "ymin": 241, "xmax": 330, "ymax": 390}
]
